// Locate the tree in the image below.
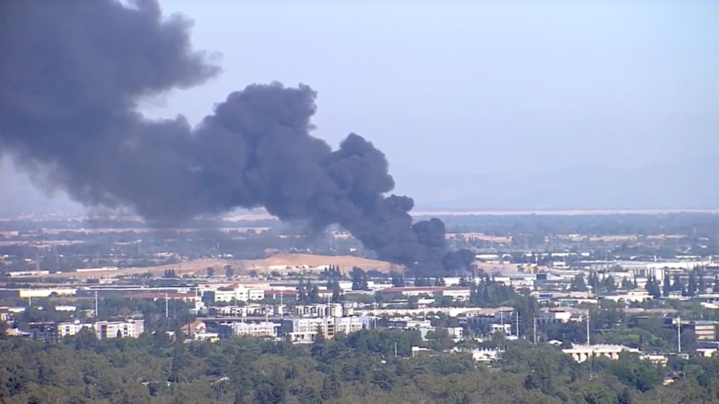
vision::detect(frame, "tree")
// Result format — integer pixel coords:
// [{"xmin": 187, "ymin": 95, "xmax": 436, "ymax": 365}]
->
[
  {"xmin": 434, "ymin": 277, "xmax": 446, "ymax": 287},
  {"xmin": 618, "ymin": 388, "xmax": 633, "ymax": 404},
  {"xmin": 671, "ymin": 274, "xmax": 683, "ymax": 292},
  {"xmin": 308, "ymin": 285, "xmax": 320, "ymax": 304},
  {"xmin": 206, "ymin": 266, "xmax": 215, "ymax": 278},
  {"xmin": 320, "ymin": 372, "xmax": 341, "ymax": 400},
  {"xmin": 253, "ymin": 367, "xmax": 287, "ymax": 404},
  {"xmin": 603, "ymin": 275, "xmax": 617, "ymax": 292},
  {"xmin": 713, "ymin": 275, "xmax": 719, "ymax": 293},
  {"xmin": 390, "ymin": 272, "xmax": 405, "ymax": 287},
  {"xmin": 662, "ymin": 273, "xmax": 672, "ymax": 297},
  {"xmin": 644, "ymin": 276, "xmax": 661, "ymax": 299},
  {"xmin": 414, "ymin": 277, "xmax": 431, "ymax": 287},
  {"xmin": 234, "ymin": 392, "xmax": 249, "ymax": 404},
  {"xmin": 330, "ymin": 281, "xmax": 342, "ymax": 303},
  {"xmin": 587, "ymin": 272, "xmax": 599, "ymax": 294},
  {"xmin": 687, "ymin": 268, "xmax": 698, "ymax": 297},
  {"xmin": 225, "ymin": 265, "xmax": 235, "ymax": 279},
  {"xmin": 698, "ymin": 271, "xmax": 707, "ymax": 294},
  {"xmin": 350, "ymin": 267, "xmax": 368, "ymax": 291}
]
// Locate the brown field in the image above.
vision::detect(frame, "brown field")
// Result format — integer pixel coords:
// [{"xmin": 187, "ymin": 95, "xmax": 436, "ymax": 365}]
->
[
  {"xmin": 243, "ymin": 253, "xmax": 400, "ymax": 274},
  {"xmin": 475, "ymin": 262, "xmax": 520, "ymax": 273},
  {"xmin": 48, "ymin": 258, "xmax": 239, "ymax": 278},
  {"xmin": 47, "ymin": 254, "xmax": 400, "ymax": 278}
]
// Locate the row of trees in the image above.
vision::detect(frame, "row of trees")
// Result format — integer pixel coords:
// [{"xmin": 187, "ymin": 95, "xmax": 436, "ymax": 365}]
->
[{"xmin": 2, "ymin": 327, "xmax": 719, "ymax": 404}]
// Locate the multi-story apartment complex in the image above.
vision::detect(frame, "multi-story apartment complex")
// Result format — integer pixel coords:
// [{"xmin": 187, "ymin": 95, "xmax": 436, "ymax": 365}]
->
[
  {"xmin": 202, "ymin": 285, "xmax": 266, "ymax": 303},
  {"xmin": 380, "ymin": 286, "xmax": 472, "ymax": 301},
  {"xmin": 284, "ymin": 315, "xmax": 371, "ymax": 343},
  {"xmin": 94, "ymin": 319, "xmax": 144, "ymax": 339},
  {"xmin": 221, "ymin": 321, "xmax": 280, "ymax": 338},
  {"xmin": 57, "ymin": 319, "xmax": 144, "ymax": 340}
]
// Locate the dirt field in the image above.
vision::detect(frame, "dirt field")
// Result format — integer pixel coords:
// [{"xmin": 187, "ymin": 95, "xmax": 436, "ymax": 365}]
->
[
  {"xmin": 243, "ymin": 253, "xmax": 400, "ymax": 274},
  {"xmin": 48, "ymin": 258, "xmax": 238, "ymax": 278},
  {"xmin": 47, "ymin": 254, "xmax": 400, "ymax": 279}
]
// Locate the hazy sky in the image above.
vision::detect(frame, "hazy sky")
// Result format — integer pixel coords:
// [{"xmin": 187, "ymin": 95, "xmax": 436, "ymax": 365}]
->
[{"xmin": 148, "ymin": 0, "xmax": 718, "ymax": 183}]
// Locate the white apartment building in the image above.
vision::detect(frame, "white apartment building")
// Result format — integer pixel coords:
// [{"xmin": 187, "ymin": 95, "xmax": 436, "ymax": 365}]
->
[
  {"xmin": 94, "ymin": 319, "xmax": 144, "ymax": 339},
  {"xmin": 203, "ymin": 286, "xmax": 265, "ymax": 303},
  {"xmin": 57, "ymin": 321, "xmax": 91, "ymax": 338},
  {"xmin": 441, "ymin": 287, "xmax": 472, "ymax": 301},
  {"xmin": 225, "ymin": 321, "xmax": 279, "ymax": 338},
  {"xmin": 537, "ymin": 310, "xmax": 573, "ymax": 325},
  {"xmin": 563, "ymin": 344, "xmax": 640, "ymax": 363},
  {"xmin": 57, "ymin": 319, "xmax": 144, "ymax": 339},
  {"xmin": 601, "ymin": 290, "xmax": 652, "ymax": 303},
  {"xmin": 286, "ymin": 315, "xmax": 371, "ymax": 343},
  {"xmin": 292, "ymin": 303, "xmax": 344, "ymax": 318}
]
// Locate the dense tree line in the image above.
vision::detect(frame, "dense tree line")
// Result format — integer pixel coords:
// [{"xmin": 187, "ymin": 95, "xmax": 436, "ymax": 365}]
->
[{"xmin": 2, "ymin": 328, "xmax": 719, "ymax": 404}]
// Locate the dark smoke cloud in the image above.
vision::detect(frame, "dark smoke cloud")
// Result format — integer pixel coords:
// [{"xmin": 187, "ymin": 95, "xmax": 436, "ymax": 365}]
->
[{"xmin": 0, "ymin": 0, "xmax": 472, "ymax": 275}]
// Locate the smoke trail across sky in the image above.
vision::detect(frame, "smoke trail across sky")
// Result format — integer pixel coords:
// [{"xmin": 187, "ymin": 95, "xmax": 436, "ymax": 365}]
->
[{"xmin": 0, "ymin": 0, "xmax": 472, "ymax": 274}]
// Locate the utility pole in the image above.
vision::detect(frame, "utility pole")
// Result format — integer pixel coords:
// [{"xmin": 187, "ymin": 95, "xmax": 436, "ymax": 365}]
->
[
  {"xmin": 94, "ymin": 290, "xmax": 99, "ymax": 318},
  {"xmin": 165, "ymin": 292, "xmax": 169, "ymax": 318},
  {"xmin": 280, "ymin": 289, "xmax": 284, "ymax": 319},
  {"xmin": 586, "ymin": 311, "xmax": 591, "ymax": 346},
  {"xmin": 515, "ymin": 310, "xmax": 520, "ymax": 338},
  {"xmin": 677, "ymin": 316, "xmax": 682, "ymax": 353},
  {"xmin": 194, "ymin": 287, "xmax": 199, "ymax": 316},
  {"xmin": 533, "ymin": 314, "xmax": 538, "ymax": 344}
]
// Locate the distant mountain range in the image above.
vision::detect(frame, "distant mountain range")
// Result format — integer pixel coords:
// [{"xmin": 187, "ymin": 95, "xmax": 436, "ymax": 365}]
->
[
  {"xmin": 1, "ymin": 155, "xmax": 717, "ymax": 215},
  {"xmin": 397, "ymin": 155, "xmax": 719, "ymax": 211}
]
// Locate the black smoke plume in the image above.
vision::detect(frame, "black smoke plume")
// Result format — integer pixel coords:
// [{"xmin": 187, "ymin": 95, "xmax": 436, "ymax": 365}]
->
[{"xmin": 0, "ymin": 0, "xmax": 471, "ymax": 275}]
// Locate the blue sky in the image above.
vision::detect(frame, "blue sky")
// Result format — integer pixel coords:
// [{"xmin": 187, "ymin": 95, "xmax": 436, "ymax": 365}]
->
[
  {"xmin": 2, "ymin": 0, "xmax": 717, "ymax": 212},
  {"xmin": 149, "ymin": 0, "xmax": 718, "ymax": 184}
]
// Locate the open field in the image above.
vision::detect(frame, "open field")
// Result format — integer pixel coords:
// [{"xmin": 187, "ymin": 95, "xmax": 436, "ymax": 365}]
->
[
  {"xmin": 48, "ymin": 259, "xmax": 238, "ymax": 278},
  {"xmin": 47, "ymin": 254, "xmax": 400, "ymax": 278},
  {"xmin": 243, "ymin": 253, "xmax": 400, "ymax": 274}
]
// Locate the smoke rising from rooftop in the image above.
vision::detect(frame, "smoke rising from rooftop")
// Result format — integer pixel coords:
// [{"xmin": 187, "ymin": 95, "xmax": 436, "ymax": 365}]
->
[{"xmin": 0, "ymin": 0, "xmax": 468, "ymax": 274}]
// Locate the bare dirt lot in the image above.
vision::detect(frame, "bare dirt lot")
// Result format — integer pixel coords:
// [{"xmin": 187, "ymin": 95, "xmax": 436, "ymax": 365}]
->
[
  {"xmin": 244, "ymin": 253, "xmax": 400, "ymax": 274},
  {"xmin": 48, "ymin": 258, "xmax": 237, "ymax": 279},
  {"xmin": 48, "ymin": 254, "xmax": 400, "ymax": 279}
]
